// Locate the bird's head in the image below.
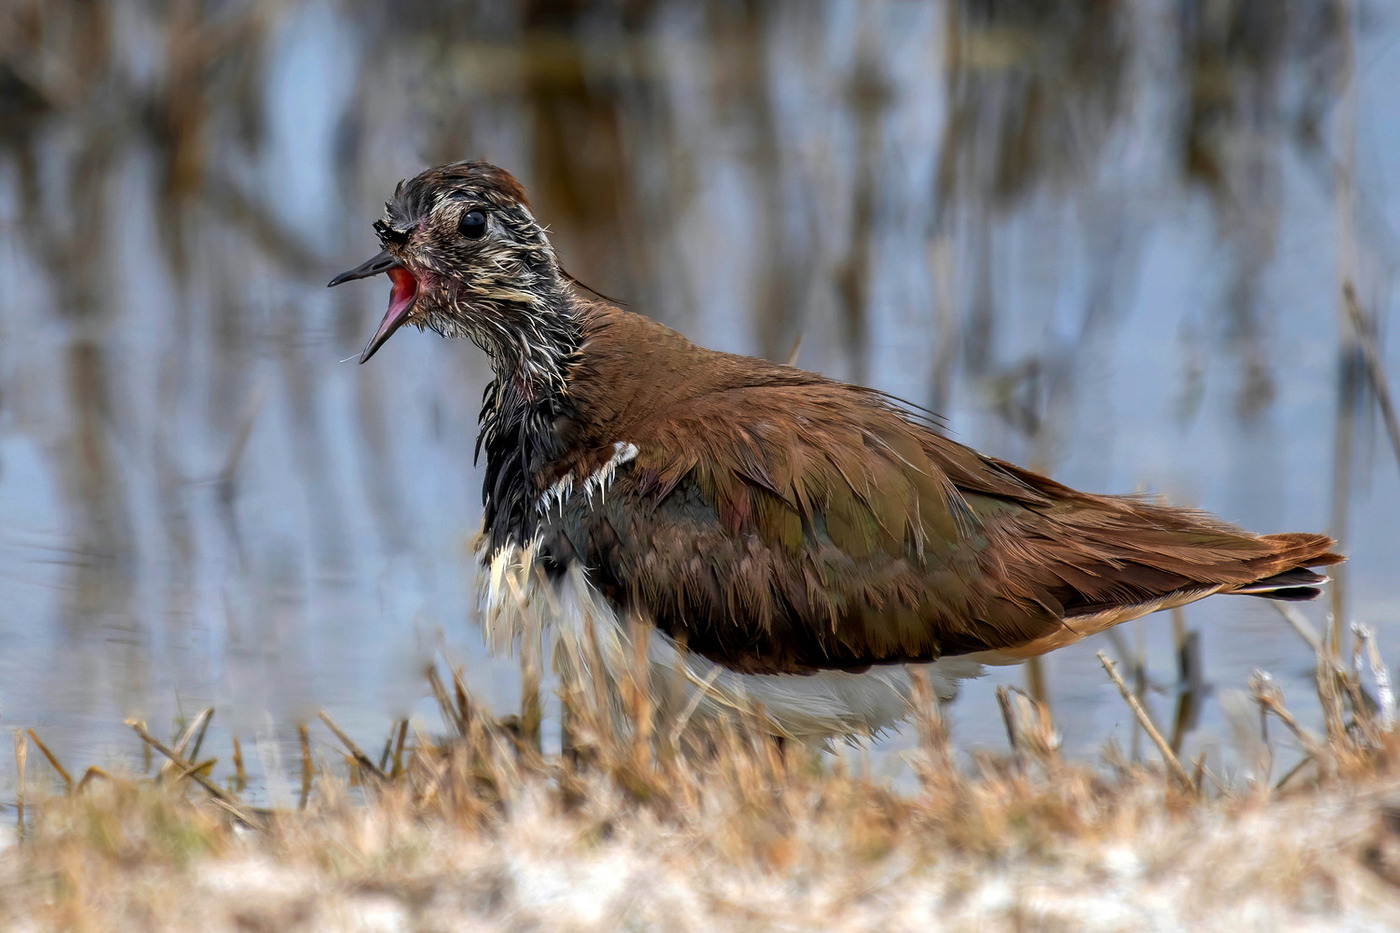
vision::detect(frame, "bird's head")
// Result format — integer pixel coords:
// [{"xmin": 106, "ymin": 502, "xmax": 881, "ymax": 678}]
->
[{"xmin": 329, "ymin": 161, "xmax": 574, "ymax": 376}]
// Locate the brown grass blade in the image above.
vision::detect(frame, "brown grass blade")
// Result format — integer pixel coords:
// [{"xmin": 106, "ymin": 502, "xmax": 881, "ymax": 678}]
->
[
  {"xmin": 1098, "ymin": 653, "xmax": 1193, "ymax": 791},
  {"xmin": 318, "ymin": 711, "xmax": 387, "ymax": 782},
  {"xmin": 127, "ymin": 719, "xmax": 263, "ymax": 829},
  {"xmin": 25, "ymin": 729, "xmax": 72, "ymax": 793}
]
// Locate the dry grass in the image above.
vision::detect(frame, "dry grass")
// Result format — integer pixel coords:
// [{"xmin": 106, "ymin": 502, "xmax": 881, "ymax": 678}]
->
[{"xmin": 4, "ymin": 626, "xmax": 1400, "ymax": 932}]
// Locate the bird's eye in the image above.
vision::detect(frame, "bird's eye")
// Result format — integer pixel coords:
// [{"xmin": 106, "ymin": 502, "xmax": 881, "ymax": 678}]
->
[{"xmin": 459, "ymin": 209, "xmax": 487, "ymax": 239}]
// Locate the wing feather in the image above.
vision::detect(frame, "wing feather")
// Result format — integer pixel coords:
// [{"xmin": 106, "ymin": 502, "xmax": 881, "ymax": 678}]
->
[{"xmin": 529, "ymin": 307, "xmax": 1341, "ymax": 673}]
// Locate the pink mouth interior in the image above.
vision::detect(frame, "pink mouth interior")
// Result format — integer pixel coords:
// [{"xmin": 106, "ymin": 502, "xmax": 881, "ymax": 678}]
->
[
  {"xmin": 368, "ymin": 266, "xmax": 419, "ymax": 347},
  {"xmin": 387, "ymin": 266, "xmax": 418, "ymax": 322}
]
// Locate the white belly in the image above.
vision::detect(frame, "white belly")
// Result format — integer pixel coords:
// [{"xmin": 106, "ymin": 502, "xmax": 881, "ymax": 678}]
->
[{"xmin": 480, "ymin": 539, "xmax": 989, "ymax": 738}]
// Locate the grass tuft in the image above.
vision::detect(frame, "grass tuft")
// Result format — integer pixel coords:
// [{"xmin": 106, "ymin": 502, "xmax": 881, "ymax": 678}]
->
[{"xmin": 2, "ymin": 622, "xmax": 1400, "ymax": 929}]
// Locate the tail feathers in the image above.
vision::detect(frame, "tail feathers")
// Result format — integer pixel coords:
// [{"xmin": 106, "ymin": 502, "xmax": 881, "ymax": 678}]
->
[
  {"xmin": 1230, "ymin": 533, "xmax": 1343, "ymax": 602},
  {"xmin": 1257, "ymin": 532, "xmax": 1346, "ymax": 568}
]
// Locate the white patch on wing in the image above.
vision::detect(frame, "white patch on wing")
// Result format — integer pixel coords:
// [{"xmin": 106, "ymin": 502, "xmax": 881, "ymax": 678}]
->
[
  {"xmin": 536, "ymin": 441, "xmax": 639, "ymax": 513},
  {"xmin": 583, "ymin": 442, "xmax": 638, "ymax": 505},
  {"xmin": 537, "ymin": 474, "xmax": 574, "ymax": 515},
  {"xmin": 479, "ymin": 539, "xmax": 987, "ymax": 739}
]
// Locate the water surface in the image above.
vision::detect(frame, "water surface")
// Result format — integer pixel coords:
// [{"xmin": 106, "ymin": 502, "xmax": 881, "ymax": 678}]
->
[{"xmin": 1, "ymin": 0, "xmax": 1397, "ymax": 794}]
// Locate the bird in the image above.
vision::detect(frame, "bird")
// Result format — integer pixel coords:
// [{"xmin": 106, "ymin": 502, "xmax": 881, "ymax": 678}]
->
[{"xmin": 329, "ymin": 160, "xmax": 1343, "ymax": 739}]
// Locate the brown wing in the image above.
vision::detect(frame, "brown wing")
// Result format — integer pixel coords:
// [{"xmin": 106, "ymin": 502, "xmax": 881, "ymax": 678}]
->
[
  {"xmin": 532, "ymin": 306, "xmax": 1341, "ymax": 673},
  {"xmin": 535, "ymin": 372, "xmax": 1339, "ymax": 675}
]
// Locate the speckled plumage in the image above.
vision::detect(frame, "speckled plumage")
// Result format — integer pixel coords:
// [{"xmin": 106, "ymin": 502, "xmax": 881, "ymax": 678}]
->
[{"xmin": 331, "ymin": 160, "xmax": 1344, "ymax": 736}]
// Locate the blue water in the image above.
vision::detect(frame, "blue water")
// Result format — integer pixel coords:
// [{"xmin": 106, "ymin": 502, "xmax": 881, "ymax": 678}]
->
[{"xmin": 0, "ymin": 0, "xmax": 1396, "ymax": 796}]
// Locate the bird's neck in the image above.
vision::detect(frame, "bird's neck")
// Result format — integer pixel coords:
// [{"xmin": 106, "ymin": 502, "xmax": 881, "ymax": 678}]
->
[
  {"xmin": 473, "ymin": 280, "xmax": 583, "ymax": 403},
  {"xmin": 475, "ymin": 283, "xmax": 586, "ymax": 550}
]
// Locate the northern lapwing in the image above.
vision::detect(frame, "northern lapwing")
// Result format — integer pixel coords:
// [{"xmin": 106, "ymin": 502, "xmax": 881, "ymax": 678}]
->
[{"xmin": 330, "ymin": 161, "xmax": 1343, "ymax": 738}]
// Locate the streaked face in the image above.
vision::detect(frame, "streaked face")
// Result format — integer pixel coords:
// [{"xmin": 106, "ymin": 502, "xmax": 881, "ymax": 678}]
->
[{"xmin": 328, "ymin": 162, "xmax": 556, "ymax": 363}]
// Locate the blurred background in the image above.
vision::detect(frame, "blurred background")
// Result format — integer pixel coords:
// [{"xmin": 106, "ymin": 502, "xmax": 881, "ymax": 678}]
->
[{"xmin": 1, "ymin": 0, "xmax": 1397, "ymax": 792}]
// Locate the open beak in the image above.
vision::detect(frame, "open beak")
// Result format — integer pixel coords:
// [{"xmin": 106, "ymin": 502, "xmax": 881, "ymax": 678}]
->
[{"xmin": 327, "ymin": 248, "xmax": 420, "ymax": 363}]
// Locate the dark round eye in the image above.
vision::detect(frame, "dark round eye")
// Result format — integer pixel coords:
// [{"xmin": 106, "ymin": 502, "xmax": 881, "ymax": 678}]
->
[{"xmin": 458, "ymin": 209, "xmax": 487, "ymax": 239}]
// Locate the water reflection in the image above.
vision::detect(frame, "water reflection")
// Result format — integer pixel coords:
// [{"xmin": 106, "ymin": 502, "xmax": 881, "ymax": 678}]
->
[{"xmin": 0, "ymin": 0, "xmax": 1396, "ymax": 790}]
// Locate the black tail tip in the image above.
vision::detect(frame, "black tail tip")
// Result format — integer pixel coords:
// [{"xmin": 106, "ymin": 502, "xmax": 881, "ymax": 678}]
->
[
  {"xmin": 1250, "ymin": 585, "xmax": 1325, "ymax": 602},
  {"xmin": 1234, "ymin": 567, "xmax": 1330, "ymax": 601}
]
